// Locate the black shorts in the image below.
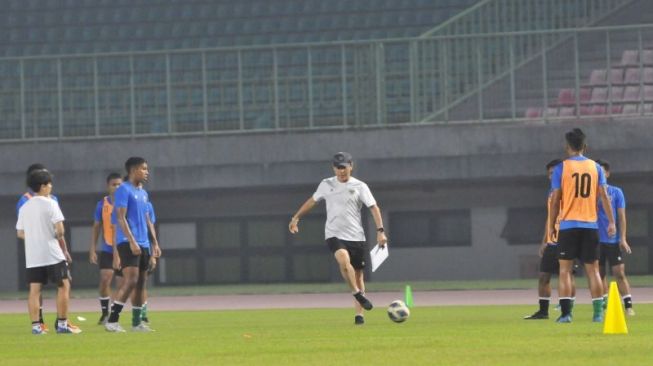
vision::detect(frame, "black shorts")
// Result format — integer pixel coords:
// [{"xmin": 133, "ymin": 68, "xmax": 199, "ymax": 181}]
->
[
  {"xmin": 99, "ymin": 251, "xmax": 114, "ymax": 270},
  {"xmin": 117, "ymin": 243, "xmax": 150, "ymax": 272},
  {"xmin": 26, "ymin": 261, "xmax": 70, "ymax": 286},
  {"xmin": 557, "ymin": 228, "xmax": 600, "ymax": 263},
  {"xmin": 539, "ymin": 245, "xmax": 560, "ymax": 274},
  {"xmin": 326, "ymin": 237, "xmax": 367, "ymax": 270},
  {"xmin": 599, "ymin": 243, "xmax": 624, "ymax": 268}
]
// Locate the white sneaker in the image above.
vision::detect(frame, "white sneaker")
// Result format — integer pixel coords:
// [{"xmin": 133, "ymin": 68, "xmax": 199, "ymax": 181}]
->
[
  {"xmin": 132, "ymin": 323, "xmax": 155, "ymax": 332},
  {"xmin": 105, "ymin": 322, "xmax": 126, "ymax": 333},
  {"xmin": 626, "ymin": 308, "xmax": 636, "ymax": 316}
]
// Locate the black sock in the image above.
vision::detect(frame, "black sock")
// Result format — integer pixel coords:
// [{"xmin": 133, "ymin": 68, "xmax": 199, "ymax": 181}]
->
[
  {"xmin": 100, "ymin": 297, "xmax": 110, "ymax": 315},
  {"xmin": 623, "ymin": 295, "xmax": 633, "ymax": 309},
  {"xmin": 108, "ymin": 302, "xmax": 124, "ymax": 323},
  {"xmin": 538, "ymin": 298, "xmax": 550, "ymax": 314},
  {"xmin": 39, "ymin": 307, "xmax": 44, "ymax": 324},
  {"xmin": 560, "ymin": 298, "xmax": 572, "ymax": 316}
]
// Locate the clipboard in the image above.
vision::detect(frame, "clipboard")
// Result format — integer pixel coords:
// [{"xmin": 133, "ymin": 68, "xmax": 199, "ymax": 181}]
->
[{"xmin": 370, "ymin": 243, "xmax": 389, "ymax": 272}]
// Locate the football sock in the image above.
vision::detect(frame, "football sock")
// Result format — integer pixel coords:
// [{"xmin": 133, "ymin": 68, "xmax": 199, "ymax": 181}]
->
[
  {"xmin": 623, "ymin": 295, "xmax": 633, "ymax": 309},
  {"xmin": 592, "ymin": 298, "xmax": 604, "ymax": 317},
  {"xmin": 570, "ymin": 297, "xmax": 575, "ymax": 312},
  {"xmin": 57, "ymin": 318, "xmax": 68, "ymax": 329},
  {"xmin": 141, "ymin": 302, "xmax": 148, "ymax": 320},
  {"xmin": 132, "ymin": 307, "xmax": 142, "ymax": 327},
  {"xmin": 39, "ymin": 307, "xmax": 44, "ymax": 324},
  {"xmin": 108, "ymin": 301, "xmax": 124, "ymax": 323},
  {"xmin": 538, "ymin": 297, "xmax": 550, "ymax": 314},
  {"xmin": 559, "ymin": 298, "xmax": 572, "ymax": 316},
  {"xmin": 100, "ymin": 297, "xmax": 110, "ymax": 316}
]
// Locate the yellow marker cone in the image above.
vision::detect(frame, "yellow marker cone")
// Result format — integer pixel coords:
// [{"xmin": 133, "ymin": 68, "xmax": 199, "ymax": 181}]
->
[
  {"xmin": 603, "ymin": 281, "xmax": 628, "ymax": 334},
  {"xmin": 404, "ymin": 285, "xmax": 414, "ymax": 308}
]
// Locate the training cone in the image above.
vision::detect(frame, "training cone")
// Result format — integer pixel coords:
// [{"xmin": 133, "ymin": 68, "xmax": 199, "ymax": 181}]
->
[
  {"xmin": 404, "ymin": 285, "xmax": 414, "ymax": 308},
  {"xmin": 603, "ymin": 281, "xmax": 628, "ymax": 335}
]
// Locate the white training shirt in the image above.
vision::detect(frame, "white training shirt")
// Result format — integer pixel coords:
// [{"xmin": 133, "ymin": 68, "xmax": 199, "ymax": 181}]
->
[
  {"xmin": 16, "ymin": 196, "xmax": 66, "ymax": 268},
  {"xmin": 312, "ymin": 176, "xmax": 377, "ymax": 242}
]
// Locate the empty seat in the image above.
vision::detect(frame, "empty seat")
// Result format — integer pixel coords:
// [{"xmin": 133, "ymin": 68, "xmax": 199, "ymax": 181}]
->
[
  {"xmin": 557, "ymin": 88, "xmax": 591, "ymax": 105},
  {"xmin": 589, "ymin": 69, "xmax": 606, "ymax": 85},
  {"xmin": 624, "ymin": 67, "xmax": 653, "ymax": 84},
  {"xmin": 524, "ymin": 107, "xmax": 541, "ymax": 118},
  {"xmin": 623, "ymin": 86, "xmax": 640, "ymax": 102},
  {"xmin": 558, "ymin": 107, "xmax": 575, "ymax": 116},
  {"xmin": 590, "ymin": 87, "xmax": 607, "ymax": 103},
  {"xmin": 610, "ymin": 86, "xmax": 624, "ymax": 102},
  {"xmin": 621, "ymin": 50, "xmax": 638, "ymax": 66},
  {"xmin": 622, "ymin": 104, "xmax": 638, "ymax": 114}
]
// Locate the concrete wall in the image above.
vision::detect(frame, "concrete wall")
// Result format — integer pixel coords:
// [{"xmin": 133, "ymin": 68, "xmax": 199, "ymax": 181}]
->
[{"xmin": 2, "ymin": 119, "xmax": 653, "ymax": 290}]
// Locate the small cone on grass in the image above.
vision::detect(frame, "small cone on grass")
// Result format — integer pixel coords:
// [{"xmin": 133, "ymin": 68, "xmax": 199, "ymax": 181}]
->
[{"xmin": 603, "ymin": 281, "xmax": 628, "ymax": 335}]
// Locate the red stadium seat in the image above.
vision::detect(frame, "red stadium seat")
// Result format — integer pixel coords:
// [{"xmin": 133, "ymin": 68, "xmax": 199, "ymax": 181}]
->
[
  {"xmin": 589, "ymin": 69, "xmax": 607, "ymax": 86},
  {"xmin": 524, "ymin": 107, "xmax": 541, "ymax": 118},
  {"xmin": 621, "ymin": 50, "xmax": 638, "ymax": 66},
  {"xmin": 622, "ymin": 86, "xmax": 640, "ymax": 102},
  {"xmin": 622, "ymin": 104, "xmax": 638, "ymax": 114},
  {"xmin": 624, "ymin": 68, "xmax": 640, "ymax": 84},
  {"xmin": 590, "ymin": 87, "xmax": 607, "ymax": 103},
  {"xmin": 610, "ymin": 86, "xmax": 624, "ymax": 102},
  {"xmin": 557, "ymin": 89, "xmax": 575, "ymax": 105},
  {"xmin": 558, "ymin": 107, "xmax": 575, "ymax": 116},
  {"xmin": 610, "ymin": 69, "xmax": 624, "ymax": 85}
]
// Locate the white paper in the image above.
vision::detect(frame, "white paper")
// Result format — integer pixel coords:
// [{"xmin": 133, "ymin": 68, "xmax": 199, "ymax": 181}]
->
[{"xmin": 370, "ymin": 243, "xmax": 389, "ymax": 272}]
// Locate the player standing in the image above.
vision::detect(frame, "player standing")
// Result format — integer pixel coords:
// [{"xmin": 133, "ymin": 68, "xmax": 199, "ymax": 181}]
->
[
  {"xmin": 16, "ymin": 170, "xmax": 80, "ymax": 334},
  {"xmin": 89, "ymin": 173, "xmax": 123, "ymax": 324},
  {"xmin": 289, "ymin": 152, "xmax": 387, "ymax": 325},
  {"xmin": 595, "ymin": 160, "xmax": 634, "ymax": 316},
  {"xmin": 525, "ymin": 159, "xmax": 577, "ymax": 319},
  {"xmin": 105, "ymin": 157, "xmax": 160, "ymax": 332},
  {"xmin": 548, "ymin": 128, "xmax": 616, "ymax": 323}
]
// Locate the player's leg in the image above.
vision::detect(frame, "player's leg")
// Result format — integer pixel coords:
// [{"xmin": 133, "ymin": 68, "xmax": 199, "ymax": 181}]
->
[
  {"xmin": 354, "ymin": 270, "xmax": 365, "ymax": 324},
  {"xmin": 334, "ymin": 249, "xmax": 359, "ymax": 292},
  {"xmin": 556, "ymin": 230, "xmax": 577, "ymax": 322},
  {"xmin": 51, "ymin": 261, "xmax": 79, "ymax": 334},
  {"xmin": 98, "ymin": 267, "xmax": 114, "ymax": 324},
  {"xmin": 612, "ymin": 262, "xmax": 634, "ymax": 315},
  {"xmin": 106, "ymin": 245, "xmax": 139, "ymax": 332},
  {"xmin": 28, "ymin": 282, "xmax": 43, "ymax": 334},
  {"xmin": 598, "ymin": 245, "xmax": 609, "ymax": 307},
  {"xmin": 526, "ymin": 245, "xmax": 556, "ymax": 319},
  {"xmin": 130, "ymin": 250, "xmax": 153, "ymax": 331},
  {"xmin": 580, "ymin": 229, "xmax": 604, "ymax": 322}
]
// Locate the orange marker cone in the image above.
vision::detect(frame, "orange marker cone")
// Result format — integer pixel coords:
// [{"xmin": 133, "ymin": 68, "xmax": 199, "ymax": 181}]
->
[{"xmin": 603, "ymin": 281, "xmax": 628, "ymax": 334}]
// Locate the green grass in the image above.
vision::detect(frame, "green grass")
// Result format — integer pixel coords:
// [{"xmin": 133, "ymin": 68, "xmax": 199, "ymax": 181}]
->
[
  {"xmin": 3, "ymin": 275, "xmax": 653, "ymax": 300},
  {"xmin": 1, "ymin": 304, "xmax": 650, "ymax": 365}
]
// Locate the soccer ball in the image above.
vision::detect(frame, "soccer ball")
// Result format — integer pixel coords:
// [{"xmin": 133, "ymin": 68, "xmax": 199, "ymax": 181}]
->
[{"xmin": 387, "ymin": 300, "xmax": 410, "ymax": 323}]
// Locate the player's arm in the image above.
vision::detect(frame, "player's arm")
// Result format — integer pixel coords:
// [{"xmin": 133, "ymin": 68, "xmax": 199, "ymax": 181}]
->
[
  {"xmin": 54, "ymin": 221, "xmax": 72, "ymax": 263},
  {"xmin": 618, "ymin": 207, "xmax": 631, "ymax": 254},
  {"xmin": 112, "ymin": 225, "xmax": 121, "ymax": 271},
  {"xmin": 146, "ymin": 212, "xmax": 162, "ymax": 258},
  {"xmin": 116, "ymin": 207, "xmax": 141, "ymax": 255},
  {"xmin": 598, "ymin": 186, "xmax": 616, "ymax": 237},
  {"xmin": 289, "ymin": 197, "xmax": 317, "ymax": 234},
  {"xmin": 548, "ymin": 189, "xmax": 561, "ymax": 241},
  {"xmin": 89, "ymin": 221, "xmax": 101, "ymax": 264},
  {"xmin": 539, "ymin": 218, "xmax": 548, "ymax": 257},
  {"xmin": 369, "ymin": 205, "xmax": 388, "ymax": 247}
]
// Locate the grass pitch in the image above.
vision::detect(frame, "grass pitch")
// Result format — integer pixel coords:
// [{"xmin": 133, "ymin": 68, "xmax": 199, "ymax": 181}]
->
[{"xmin": 1, "ymin": 304, "xmax": 651, "ymax": 365}]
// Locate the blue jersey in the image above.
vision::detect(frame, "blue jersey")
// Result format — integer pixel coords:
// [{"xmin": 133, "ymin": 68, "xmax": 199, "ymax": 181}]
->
[
  {"xmin": 147, "ymin": 202, "xmax": 156, "ymax": 224},
  {"xmin": 112, "ymin": 182, "xmax": 150, "ymax": 248},
  {"xmin": 16, "ymin": 191, "xmax": 58, "ymax": 217},
  {"xmin": 94, "ymin": 198, "xmax": 114, "ymax": 253},
  {"xmin": 598, "ymin": 185, "xmax": 625, "ymax": 244}
]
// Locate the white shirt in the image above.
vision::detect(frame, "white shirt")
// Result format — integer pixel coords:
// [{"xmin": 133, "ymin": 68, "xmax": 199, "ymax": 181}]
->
[
  {"xmin": 16, "ymin": 196, "xmax": 66, "ymax": 268},
  {"xmin": 312, "ymin": 176, "xmax": 377, "ymax": 241}
]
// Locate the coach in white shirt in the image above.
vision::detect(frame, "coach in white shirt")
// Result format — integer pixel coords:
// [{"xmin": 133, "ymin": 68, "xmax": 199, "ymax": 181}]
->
[
  {"xmin": 289, "ymin": 152, "xmax": 387, "ymax": 325},
  {"xmin": 16, "ymin": 170, "xmax": 78, "ymax": 334}
]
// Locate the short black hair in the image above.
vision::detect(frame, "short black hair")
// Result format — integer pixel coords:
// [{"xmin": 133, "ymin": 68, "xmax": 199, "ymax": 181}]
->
[
  {"xmin": 546, "ymin": 159, "xmax": 563, "ymax": 170},
  {"xmin": 26, "ymin": 163, "xmax": 46, "ymax": 176},
  {"xmin": 106, "ymin": 172, "xmax": 122, "ymax": 183},
  {"xmin": 565, "ymin": 128, "xmax": 586, "ymax": 152},
  {"xmin": 596, "ymin": 159, "xmax": 610, "ymax": 172},
  {"xmin": 27, "ymin": 170, "xmax": 52, "ymax": 193},
  {"xmin": 124, "ymin": 157, "xmax": 147, "ymax": 175}
]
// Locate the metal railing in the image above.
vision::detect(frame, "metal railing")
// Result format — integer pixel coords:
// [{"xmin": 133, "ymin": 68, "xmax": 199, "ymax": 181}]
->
[
  {"xmin": 421, "ymin": 0, "xmax": 632, "ymax": 37},
  {"xmin": 2, "ymin": 24, "xmax": 653, "ymax": 141}
]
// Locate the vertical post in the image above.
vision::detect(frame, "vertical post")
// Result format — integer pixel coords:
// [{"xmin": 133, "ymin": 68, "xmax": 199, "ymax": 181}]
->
[
  {"xmin": 606, "ymin": 30, "xmax": 612, "ymax": 116},
  {"xmin": 273, "ymin": 49, "xmax": 280, "ymax": 130},
  {"xmin": 341, "ymin": 44, "xmax": 348, "ymax": 127},
  {"xmin": 129, "ymin": 55, "xmax": 136, "ymax": 136},
  {"xmin": 237, "ymin": 50, "xmax": 244, "ymax": 130},
  {"xmin": 93, "ymin": 57, "xmax": 100, "ymax": 136},
  {"xmin": 476, "ymin": 38, "xmax": 484, "ymax": 122},
  {"xmin": 307, "ymin": 47, "xmax": 313, "ymax": 128},
  {"xmin": 57, "ymin": 58, "xmax": 63, "ymax": 138},
  {"xmin": 442, "ymin": 38, "xmax": 449, "ymax": 122},
  {"xmin": 165, "ymin": 53, "xmax": 173, "ymax": 134},
  {"xmin": 509, "ymin": 37, "xmax": 516, "ymax": 120},
  {"xmin": 375, "ymin": 43, "xmax": 384, "ymax": 125},
  {"xmin": 409, "ymin": 40, "xmax": 417, "ymax": 123},
  {"xmin": 19, "ymin": 59, "xmax": 26, "ymax": 139},
  {"xmin": 541, "ymin": 36, "xmax": 549, "ymax": 121},
  {"xmin": 638, "ymin": 29, "xmax": 644, "ymax": 115},
  {"xmin": 201, "ymin": 51, "xmax": 209, "ymax": 132},
  {"xmin": 574, "ymin": 33, "xmax": 581, "ymax": 118}
]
